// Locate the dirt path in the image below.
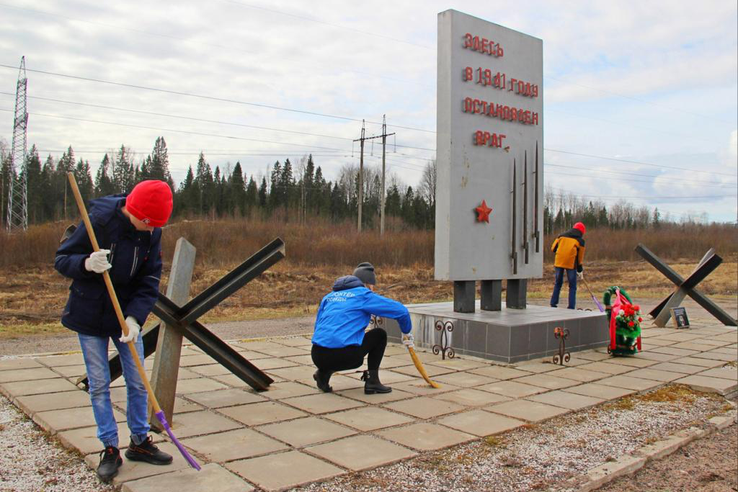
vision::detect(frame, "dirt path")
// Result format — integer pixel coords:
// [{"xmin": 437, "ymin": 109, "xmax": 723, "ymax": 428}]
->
[{"xmin": 596, "ymin": 422, "xmax": 738, "ymax": 492}]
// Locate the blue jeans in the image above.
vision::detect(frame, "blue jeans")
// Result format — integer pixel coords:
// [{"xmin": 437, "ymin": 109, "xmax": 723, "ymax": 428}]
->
[
  {"xmin": 550, "ymin": 267, "xmax": 578, "ymax": 309},
  {"xmin": 78, "ymin": 333, "xmax": 149, "ymax": 448}
]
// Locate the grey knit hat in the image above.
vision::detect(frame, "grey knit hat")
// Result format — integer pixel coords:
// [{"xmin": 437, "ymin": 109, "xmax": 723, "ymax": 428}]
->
[{"xmin": 353, "ymin": 262, "xmax": 376, "ymax": 286}]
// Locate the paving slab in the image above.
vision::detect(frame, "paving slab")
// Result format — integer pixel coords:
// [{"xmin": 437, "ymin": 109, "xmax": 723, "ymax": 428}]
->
[
  {"xmin": 40, "ymin": 353, "xmax": 87, "ymax": 367},
  {"xmin": 15, "ymin": 389, "xmax": 91, "ymax": 414},
  {"xmin": 391, "ymin": 363, "xmax": 456, "ymax": 378},
  {"xmin": 527, "ymin": 390, "xmax": 604, "ymax": 410},
  {"xmin": 512, "ymin": 361, "xmax": 562, "ymax": 373},
  {"xmin": 433, "ymin": 388, "xmax": 511, "ymax": 406},
  {"xmin": 174, "ymin": 377, "xmax": 230, "ymax": 394},
  {"xmin": 185, "ymin": 388, "xmax": 267, "ymax": 409},
  {"xmin": 189, "ymin": 364, "xmax": 233, "ymax": 377},
  {"xmin": 245, "ymin": 357, "xmax": 299, "ymax": 370},
  {"xmin": 261, "ymin": 381, "xmax": 319, "ymax": 400},
  {"xmin": 324, "ymin": 406, "xmax": 415, "ymax": 431},
  {"xmin": 675, "ymin": 375, "xmax": 738, "ymax": 395},
  {"xmin": 690, "ymin": 351, "xmax": 737, "ymax": 362},
  {"xmin": 33, "ymin": 405, "xmax": 125, "ymax": 434},
  {"xmin": 307, "ymin": 435, "xmax": 416, "ymax": 471},
  {"xmin": 713, "ymin": 333, "xmax": 738, "ymax": 343},
  {"xmin": 274, "ymin": 336, "xmax": 312, "ymax": 347},
  {"xmin": 564, "ymin": 383, "xmax": 635, "ymax": 401},
  {"xmin": 267, "ymin": 366, "xmax": 318, "ymax": 383},
  {"xmin": 376, "ymin": 422, "xmax": 475, "ymax": 451},
  {"xmin": 49, "ymin": 364, "xmax": 87, "ymax": 378},
  {"xmin": 384, "ymin": 396, "xmax": 464, "ymax": 419},
  {"xmin": 219, "ymin": 401, "xmax": 307, "ymax": 426},
  {"xmin": 226, "ymin": 451, "xmax": 344, "ymax": 491},
  {"xmin": 372, "ymin": 356, "xmax": 414, "ymax": 369},
  {"xmin": 181, "ymin": 428, "xmax": 288, "ymax": 462},
  {"xmin": 649, "ymin": 346, "xmax": 699, "ymax": 357},
  {"xmin": 547, "ymin": 367, "xmax": 610, "ymax": 383},
  {"xmin": 122, "ymin": 463, "xmax": 253, "ymax": 492},
  {"xmin": 282, "ymin": 354, "xmax": 315, "ymax": 366},
  {"xmin": 671, "ymin": 342, "xmax": 723, "ymax": 352},
  {"xmin": 338, "ymin": 386, "xmax": 416, "ymax": 403},
  {"xmin": 438, "ymin": 409, "xmax": 525, "ymax": 437},
  {"xmin": 84, "ymin": 442, "xmax": 191, "ymax": 486},
  {"xmin": 0, "ymin": 367, "xmax": 61, "ymax": 383},
  {"xmin": 318, "ymin": 374, "xmax": 364, "ymax": 392},
  {"xmin": 678, "ymin": 356, "xmax": 728, "ymax": 368},
  {"xmin": 433, "ymin": 372, "xmax": 498, "ymax": 387},
  {"xmin": 476, "ymin": 380, "xmax": 548, "ymax": 398},
  {"xmin": 514, "ymin": 373, "xmax": 580, "ymax": 391},
  {"xmin": 170, "ymin": 410, "xmax": 242, "ymax": 438},
  {"xmin": 648, "ymin": 362, "xmax": 709, "ymax": 375},
  {"xmin": 257, "ymin": 416, "xmax": 356, "ymax": 447},
  {"xmin": 179, "ymin": 354, "xmax": 217, "ymax": 367},
  {"xmin": 281, "ymin": 393, "xmax": 364, "ymax": 414},
  {"xmin": 0, "ymin": 358, "xmax": 44, "ymax": 370},
  {"xmin": 425, "ymin": 357, "xmax": 489, "ymax": 371},
  {"xmin": 711, "ymin": 346, "xmax": 738, "ymax": 355},
  {"xmin": 391, "ymin": 380, "xmax": 459, "ymax": 396},
  {"xmin": 58, "ymin": 422, "xmax": 164, "ymax": 455},
  {"xmin": 642, "ymin": 338, "xmax": 679, "ymax": 347},
  {"xmin": 597, "ymin": 375, "xmax": 663, "ymax": 392},
  {"xmin": 697, "ymin": 365, "xmax": 738, "ymax": 381},
  {"xmin": 468, "ymin": 365, "xmax": 533, "ymax": 380},
  {"xmin": 576, "ymin": 361, "xmax": 634, "ymax": 375},
  {"xmin": 173, "ymin": 397, "xmax": 204, "ymax": 414},
  {"xmin": 575, "ymin": 351, "xmax": 613, "ymax": 362},
  {"xmin": 251, "ymin": 345, "xmax": 308, "ymax": 358},
  {"xmin": 599, "ymin": 357, "xmax": 657, "ymax": 368},
  {"xmin": 487, "ymin": 399, "xmax": 568, "ymax": 423},
  {"xmin": 626, "ymin": 368, "xmax": 684, "ymax": 382},
  {"xmin": 632, "ymin": 351, "xmax": 679, "ymax": 362}
]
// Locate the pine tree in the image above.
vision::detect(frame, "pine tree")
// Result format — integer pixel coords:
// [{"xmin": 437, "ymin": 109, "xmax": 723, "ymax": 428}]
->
[
  {"xmin": 25, "ymin": 146, "xmax": 42, "ymax": 224},
  {"xmin": 269, "ymin": 161, "xmax": 282, "ymax": 210},
  {"xmin": 194, "ymin": 152, "xmax": 214, "ymax": 215},
  {"xmin": 40, "ymin": 155, "xmax": 54, "ymax": 222},
  {"xmin": 55, "ymin": 146, "xmax": 76, "ymax": 220},
  {"xmin": 229, "ymin": 162, "xmax": 247, "ymax": 216},
  {"xmin": 75, "ymin": 158, "xmax": 94, "ymax": 205},
  {"xmin": 112, "ymin": 145, "xmax": 135, "ymax": 193},
  {"xmin": 95, "ymin": 154, "xmax": 116, "ymax": 197},
  {"xmin": 245, "ymin": 176, "xmax": 258, "ymax": 216},
  {"xmin": 175, "ymin": 166, "xmax": 196, "ymax": 216},
  {"xmin": 258, "ymin": 177, "xmax": 267, "ymax": 208}
]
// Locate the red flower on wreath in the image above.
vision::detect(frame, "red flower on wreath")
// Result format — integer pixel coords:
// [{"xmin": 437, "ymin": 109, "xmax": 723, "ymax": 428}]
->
[{"xmin": 628, "ymin": 321, "xmax": 635, "ymax": 327}]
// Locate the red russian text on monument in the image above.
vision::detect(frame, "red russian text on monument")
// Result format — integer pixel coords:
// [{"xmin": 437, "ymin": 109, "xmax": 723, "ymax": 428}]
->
[
  {"xmin": 463, "ymin": 97, "xmax": 539, "ymax": 126},
  {"xmin": 463, "ymin": 33, "xmax": 503, "ymax": 57},
  {"xmin": 462, "ymin": 67, "xmax": 539, "ymax": 98},
  {"xmin": 473, "ymin": 130, "xmax": 507, "ymax": 148}
]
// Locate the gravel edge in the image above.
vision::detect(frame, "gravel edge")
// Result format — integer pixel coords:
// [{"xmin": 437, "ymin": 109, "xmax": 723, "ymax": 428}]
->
[{"xmin": 564, "ymin": 401, "xmax": 737, "ymax": 492}]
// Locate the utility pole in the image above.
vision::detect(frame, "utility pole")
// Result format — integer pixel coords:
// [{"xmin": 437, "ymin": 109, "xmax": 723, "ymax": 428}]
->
[
  {"xmin": 6, "ymin": 56, "xmax": 29, "ymax": 232},
  {"xmin": 353, "ymin": 118, "xmax": 394, "ymax": 234},
  {"xmin": 380, "ymin": 115, "xmax": 395, "ymax": 236}
]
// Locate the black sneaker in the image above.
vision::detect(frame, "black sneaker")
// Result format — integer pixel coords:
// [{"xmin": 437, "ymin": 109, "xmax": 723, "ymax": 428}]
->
[
  {"xmin": 313, "ymin": 370, "xmax": 333, "ymax": 393},
  {"xmin": 125, "ymin": 436, "xmax": 173, "ymax": 465},
  {"xmin": 97, "ymin": 446, "xmax": 122, "ymax": 482}
]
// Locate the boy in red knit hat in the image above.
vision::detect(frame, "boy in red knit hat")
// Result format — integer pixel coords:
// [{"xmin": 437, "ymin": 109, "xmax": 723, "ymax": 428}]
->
[
  {"xmin": 55, "ymin": 180, "xmax": 173, "ymax": 482},
  {"xmin": 550, "ymin": 222, "xmax": 586, "ymax": 309}
]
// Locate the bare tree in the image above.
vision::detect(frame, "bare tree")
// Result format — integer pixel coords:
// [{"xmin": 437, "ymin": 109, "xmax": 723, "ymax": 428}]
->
[{"xmin": 419, "ymin": 159, "xmax": 437, "ymax": 207}]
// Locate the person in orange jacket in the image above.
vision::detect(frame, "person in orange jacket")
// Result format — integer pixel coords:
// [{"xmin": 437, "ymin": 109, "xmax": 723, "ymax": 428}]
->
[{"xmin": 550, "ymin": 222, "xmax": 586, "ymax": 309}]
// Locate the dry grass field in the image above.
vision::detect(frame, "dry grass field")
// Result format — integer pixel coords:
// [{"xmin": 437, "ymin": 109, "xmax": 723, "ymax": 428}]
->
[{"xmin": 0, "ymin": 218, "xmax": 736, "ymax": 338}]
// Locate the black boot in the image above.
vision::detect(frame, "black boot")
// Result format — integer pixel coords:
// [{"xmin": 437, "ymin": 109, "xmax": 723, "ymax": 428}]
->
[
  {"xmin": 362, "ymin": 369, "xmax": 392, "ymax": 394},
  {"xmin": 97, "ymin": 446, "xmax": 122, "ymax": 482},
  {"xmin": 125, "ymin": 436, "xmax": 173, "ymax": 465},
  {"xmin": 313, "ymin": 370, "xmax": 333, "ymax": 393}
]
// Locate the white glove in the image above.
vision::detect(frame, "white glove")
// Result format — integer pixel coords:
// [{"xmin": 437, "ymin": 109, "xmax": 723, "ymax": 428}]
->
[
  {"xmin": 119, "ymin": 316, "xmax": 140, "ymax": 343},
  {"xmin": 577, "ymin": 271, "xmax": 583, "ymax": 280},
  {"xmin": 84, "ymin": 249, "xmax": 111, "ymax": 273},
  {"xmin": 402, "ymin": 334, "xmax": 415, "ymax": 349}
]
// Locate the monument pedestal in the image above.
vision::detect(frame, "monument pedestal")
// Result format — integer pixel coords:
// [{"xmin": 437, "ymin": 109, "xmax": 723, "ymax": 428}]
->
[{"xmin": 385, "ymin": 301, "xmax": 608, "ymax": 364}]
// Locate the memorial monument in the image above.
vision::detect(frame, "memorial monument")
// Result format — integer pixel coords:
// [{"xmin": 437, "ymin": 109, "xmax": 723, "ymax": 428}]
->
[{"xmin": 386, "ymin": 10, "xmax": 608, "ymax": 363}]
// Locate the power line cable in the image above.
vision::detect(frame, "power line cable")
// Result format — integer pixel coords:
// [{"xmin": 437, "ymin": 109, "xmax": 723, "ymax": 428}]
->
[{"xmin": 545, "ymin": 162, "xmax": 734, "ymax": 186}]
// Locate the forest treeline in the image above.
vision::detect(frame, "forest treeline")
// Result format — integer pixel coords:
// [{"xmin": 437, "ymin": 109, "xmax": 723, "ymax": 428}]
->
[{"xmin": 0, "ymin": 136, "xmax": 711, "ymax": 233}]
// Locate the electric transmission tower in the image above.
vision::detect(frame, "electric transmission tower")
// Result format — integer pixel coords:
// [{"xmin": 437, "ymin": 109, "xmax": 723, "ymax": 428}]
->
[{"xmin": 6, "ymin": 56, "xmax": 29, "ymax": 232}]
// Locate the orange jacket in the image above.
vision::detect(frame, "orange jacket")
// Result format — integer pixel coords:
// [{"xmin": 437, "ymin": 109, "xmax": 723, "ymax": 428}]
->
[{"xmin": 551, "ymin": 229, "xmax": 585, "ymax": 271}]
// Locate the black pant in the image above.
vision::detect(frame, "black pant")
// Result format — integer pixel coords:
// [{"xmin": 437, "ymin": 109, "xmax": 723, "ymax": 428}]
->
[{"xmin": 311, "ymin": 328, "xmax": 387, "ymax": 372}]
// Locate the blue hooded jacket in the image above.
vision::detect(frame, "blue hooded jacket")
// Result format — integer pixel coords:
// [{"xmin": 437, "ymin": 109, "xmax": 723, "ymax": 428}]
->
[
  {"xmin": 312, "ymin": 275, "xmax": 412, "ymax": 349},
  {"xmin": 54, "ymin": 194, "xmax": 163, "ymax": 338}
]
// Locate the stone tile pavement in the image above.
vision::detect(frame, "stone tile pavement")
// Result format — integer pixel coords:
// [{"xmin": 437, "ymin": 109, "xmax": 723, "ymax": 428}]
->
[{"xmin": 0, "ymin": 320, "xmax": 735, "ymax": 491}]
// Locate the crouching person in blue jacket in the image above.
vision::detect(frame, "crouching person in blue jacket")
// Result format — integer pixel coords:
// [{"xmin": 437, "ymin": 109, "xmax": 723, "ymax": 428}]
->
[
  {"xmin": 55, "ymin": 180, "xmax": 174, "ymax": 483},
  {"xmin": 312, "ymin": 262, "xmax": 413, "ymax": 395}
]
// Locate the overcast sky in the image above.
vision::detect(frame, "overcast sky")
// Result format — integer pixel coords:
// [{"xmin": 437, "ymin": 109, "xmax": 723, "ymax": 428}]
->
[{"xmin": 1, "ymin": 0, "xmax": 736, "ymax": 222}]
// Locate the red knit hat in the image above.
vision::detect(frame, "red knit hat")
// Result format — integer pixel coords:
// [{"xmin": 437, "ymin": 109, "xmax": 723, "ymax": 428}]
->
[
  {"xmin": 573, "ymin": 222, "xmax": 586, "ymax": 234},
  {"xmin": 126, "ymin": 180, "xmax": 173, "ymax": 228}
]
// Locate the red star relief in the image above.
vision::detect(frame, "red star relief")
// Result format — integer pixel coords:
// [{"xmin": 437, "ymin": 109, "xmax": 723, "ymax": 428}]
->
[{"xmin": 475, "ymin": 200, "xmax": 492, "ymax": 223}]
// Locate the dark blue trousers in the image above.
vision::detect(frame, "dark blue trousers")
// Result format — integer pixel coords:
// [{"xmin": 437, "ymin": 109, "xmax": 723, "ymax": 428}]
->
[{"xmin": 550, "ymin": 267, "xmax": 578, "ymax": 309}]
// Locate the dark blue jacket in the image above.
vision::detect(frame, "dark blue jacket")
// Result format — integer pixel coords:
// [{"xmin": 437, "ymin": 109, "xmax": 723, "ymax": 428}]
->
[
  {"xmin": 54, "ymin": 195, "xmax": 163, "ymax": 338},
  {"xmin": 312, "ymin": 275, "xmax": 412, "ymax": 349}
]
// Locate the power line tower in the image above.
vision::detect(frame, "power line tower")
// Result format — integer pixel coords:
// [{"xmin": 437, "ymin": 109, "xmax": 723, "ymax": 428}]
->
[{"xmin": 6, "ymin": 56, "xmax": 29, "ymax": 232}]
